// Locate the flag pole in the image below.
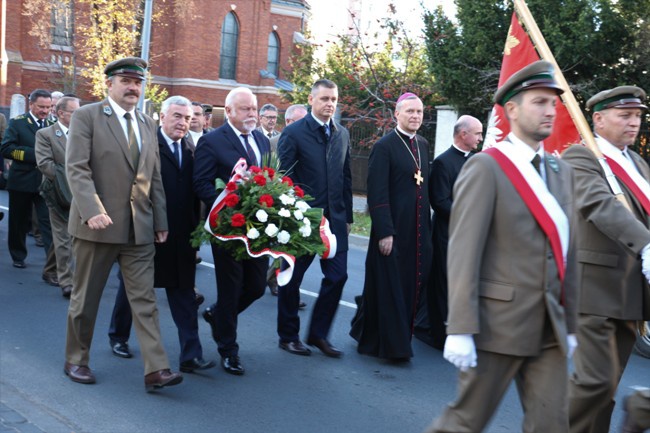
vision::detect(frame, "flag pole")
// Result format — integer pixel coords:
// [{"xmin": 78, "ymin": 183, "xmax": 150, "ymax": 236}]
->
[{"xmin": 513, "ymin": 0, "xmax": 630, "ymax": 209}]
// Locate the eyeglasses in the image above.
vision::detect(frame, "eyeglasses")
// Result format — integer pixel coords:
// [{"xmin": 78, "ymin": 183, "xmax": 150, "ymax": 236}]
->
[{"xmin": 261, "ymin": 115, "xmax": 277, "ymax": 120}]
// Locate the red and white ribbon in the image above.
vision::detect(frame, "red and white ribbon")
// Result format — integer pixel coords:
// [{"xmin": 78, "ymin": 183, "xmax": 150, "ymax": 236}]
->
[{"xmin": 319, "ymin": 216, "xmax": 337, "ymax": 259}]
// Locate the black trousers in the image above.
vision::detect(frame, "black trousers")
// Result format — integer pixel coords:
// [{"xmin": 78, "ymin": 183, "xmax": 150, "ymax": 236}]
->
[
  {"xmin": 210, "ymin": 245, "xmax": 267, "ymax": 358},
  {"xmin": 7, "ymin": 190, "xmax": 52, "ymax": 262}
]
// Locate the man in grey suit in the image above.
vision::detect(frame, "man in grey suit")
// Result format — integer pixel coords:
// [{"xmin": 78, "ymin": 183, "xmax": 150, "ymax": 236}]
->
[
  {"xmin": 562, "ymin": 86, "xmax": 650, "ymax": 433},
  {"xmin": 426, "ymin": 60, "xmax": 578, "ymax": 432},
  {"xmin": 256, "ymin": 103, "xmax": 279, "ymax": 140},
  {"xmin": 35, "ymin": 96, "xmax": 80, "ymax": 298},
  {"xmin": 63, "ymin": 57, "xmax": 182, "ymax": 391}
]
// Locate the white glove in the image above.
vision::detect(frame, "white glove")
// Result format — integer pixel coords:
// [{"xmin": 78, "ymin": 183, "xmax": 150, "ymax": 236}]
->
[
  {"xmin": 567, "ymin": 333, "xmax": 578, "ymax": 359},
  {"xmin": 641, "ymin": 244, "xmax": 650, "ymax": 283},
  {"xmin": 443, "ymin": 334, "xmax": 477, "ymax": 371}
]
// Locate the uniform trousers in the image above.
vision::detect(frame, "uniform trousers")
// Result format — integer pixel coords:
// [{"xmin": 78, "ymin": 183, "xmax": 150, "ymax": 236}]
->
[
  {"xmin": 569, "ymin": 314, "xmax": 637, "ymax": 433},
  {"xmin": 278, "ymin": 251, "xmax": 348, "ymax": 342},
  {"xmin": 65, "ymin": 237, "xmax": 169, "ymax": 375},
  {"xmin": 427, "ymin": 345, "xmax": 568, "ymax": 433},
  {"xmin": 7, "ymin": 190, "xmax": 51, "ymax": 261},
  {"xmin": 210, "ymin": 244, "xmax": 267, "ymax": 358},
  {"xmin": 627, "ymin": 388, "xmax": 650, "ymax": 429},
  {"xmin": 108, "ymin": 272, "xmax": 203, "ymax": 363}
]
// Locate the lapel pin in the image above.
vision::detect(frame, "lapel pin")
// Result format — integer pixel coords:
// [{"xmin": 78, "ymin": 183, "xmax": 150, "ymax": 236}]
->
[
  {"xmin": 103, "ymin": 105, "xmax": 113, "ymax": 116},
  {"xmin": 547, "ymin": 155, "xmax": 559, "ymax": 173},
  {"xmin": 55, "ymin": 129, "xmax": 63, "ymax": 137}
]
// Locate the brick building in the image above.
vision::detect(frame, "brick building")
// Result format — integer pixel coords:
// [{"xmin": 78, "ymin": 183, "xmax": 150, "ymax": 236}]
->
[{"xmin": 0, "ymin": 0, "xmax": 310, "ymax": 120}]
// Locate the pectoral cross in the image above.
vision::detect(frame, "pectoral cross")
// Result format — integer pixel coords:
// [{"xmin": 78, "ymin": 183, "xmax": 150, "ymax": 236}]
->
[{"xmin": 414, "ymin": 169, "xmax": 423, "ymax": 186}]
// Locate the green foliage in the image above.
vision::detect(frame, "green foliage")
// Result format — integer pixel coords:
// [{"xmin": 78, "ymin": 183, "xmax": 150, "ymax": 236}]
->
[{"xmin": 423, "ymin": 0, "xmax": 650, "ymax": 120}]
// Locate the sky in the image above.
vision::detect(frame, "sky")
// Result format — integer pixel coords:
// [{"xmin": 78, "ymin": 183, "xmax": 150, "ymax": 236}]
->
[{"xmin": 307, "ymin": 0, "xmax": 457, "ymax": 51}]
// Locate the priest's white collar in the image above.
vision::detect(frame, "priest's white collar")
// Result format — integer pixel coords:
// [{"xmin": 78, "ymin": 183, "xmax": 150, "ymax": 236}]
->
[
  {"xmin": 396, "ymin": 125, "xmax": 416, "ymax": 140},
  {"xmin": 452, "ymin": 143, "xmax": 471, "ymax": 157}
]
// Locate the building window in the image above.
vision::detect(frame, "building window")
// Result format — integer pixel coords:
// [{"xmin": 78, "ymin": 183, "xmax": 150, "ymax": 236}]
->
[
  {"xmin": 51, "ymin": 0, "xmax": 73, "ymax": 47},
  {"xmin": 220, "ymin": 12, "xmax": 239, "ymax": 80},
  {"xmin": 267, "ymin": 32, "xmax": 280, "ymax": 77}
]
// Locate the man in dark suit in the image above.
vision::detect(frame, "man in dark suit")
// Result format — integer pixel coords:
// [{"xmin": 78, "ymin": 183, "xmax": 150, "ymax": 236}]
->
[
  {"xmin": 426, "ymin": 61, "xmax": 578, "ymax": 432},
  {"xmin": 277, "ymin": 79, "xmax": 353, "ymax": 358},
  {"xmin": 194, "ymin": 87, "xmax": 271, "ymax": 376},
  {"xmin": 64, "ymin": 57, "xmax": 182, "ymax": 391},
  {"xmin": 106, "ymin": 96, "xmax": 215, "ymax": 373},
  {"xmin": 427, "ymin": 115, "xmax": 483, "ymax": 349},
  {"xmin": 35, "ymin": 96, "xmax": 80, "ymax": 298},
  {"xmin": 562, "ymin": 86, "xmax": 650, "ymax": 433},
  {"xmin": 1, "ymin": 89, "xmax": 54, "ymax": 270}
]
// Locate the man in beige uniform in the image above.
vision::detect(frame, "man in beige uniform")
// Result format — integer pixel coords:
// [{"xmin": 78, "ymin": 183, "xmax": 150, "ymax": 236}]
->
[
  {"xmin": 64, "ymin": 57, "xmax": 182, "ymax": 391},
  {"xmin": 426, "ymin": 60, "xmax": 578, "ymax": 433},
  {"xmin": 562, "ymin": 86, "xmax": 650, "ymax": 433}
]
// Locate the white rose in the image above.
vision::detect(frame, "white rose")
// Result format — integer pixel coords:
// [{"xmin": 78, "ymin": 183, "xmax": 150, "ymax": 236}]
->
[
  {"xmin": 295, "ymin": 200, "xmax": 310, "ymax": 212},
  {"xmin": 279, "ymin": 193, "xmax": 296, "ymax": 206},
  {"xmin": 278, "ymin": 208, "xmax": 291, "ymax": 218},
  {"xmin": 255, "ymin": 209, "xmax": 268, "ymax": 223},
  {"xmin": 293, "ymin": 210, "xmax": 304, "ymax": 220},
  {"xmin": 302, "ymin": 217, "xmax": 311, "ymax": 226},
  {"xmin": 264, "ymin": 224, "xmax": 279, "ymax": 237},
  {"xmin": 247, "ymin": 228, "xmax": 260, "ymax": 239},
  {"xmin": 299, "ymin": 225, "xmax": 312, "ymax": 238},
  {"xmin": 277, "ymin": 230, "xmax": 291, "ymax": 244}
]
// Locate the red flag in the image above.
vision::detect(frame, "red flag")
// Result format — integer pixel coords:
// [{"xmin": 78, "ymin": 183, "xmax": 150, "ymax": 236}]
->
[{"xmin": 484, "ymin": 12, "xmax": 580, "ymax": 155}]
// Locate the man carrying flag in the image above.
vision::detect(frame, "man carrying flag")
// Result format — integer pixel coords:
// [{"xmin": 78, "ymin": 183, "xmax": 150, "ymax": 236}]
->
[
  {"xmin": 562, "ymin": 86, "xmax": 650, "ymax": 433},
  {"xmin": 425, "ymin": 60, "xmax": 578, "ymax": 433},
  {"xmin": 484, "ymin": 12, "xmax": 580, "ymax": 155}
]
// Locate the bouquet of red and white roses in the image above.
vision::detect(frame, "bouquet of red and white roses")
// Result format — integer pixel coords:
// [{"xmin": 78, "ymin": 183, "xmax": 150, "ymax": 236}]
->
[{"xmin": 193, "ymin": 158, "xmax": 335, "ymax": 284}]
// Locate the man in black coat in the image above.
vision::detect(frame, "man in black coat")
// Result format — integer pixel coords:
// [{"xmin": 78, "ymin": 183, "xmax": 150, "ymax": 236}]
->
[
  {"xmin": 277, "ymin": 79, "xmax": 353, "ymax": 358},
  {"xmin": 193, "ymin": 87, "xmax": 270, "ymax": 376},
  {"xmin": 107, "ymin": 96, "xmax": 215, "ymax": 373},
  {"xmin": 0, "ymin": 89, "xmax": 54, "ymax": 269},
  {"xmin": 427, "ymin": 115, "xmax": 483, "ymax": 349}
]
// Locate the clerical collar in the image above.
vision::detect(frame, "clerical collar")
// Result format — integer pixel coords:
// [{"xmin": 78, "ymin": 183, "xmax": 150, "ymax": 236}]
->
[
  {"xmin": 451, "ymin": 143, "xmax": 471, "ymax": 157},
  {"xmin": 396, "ymin": 125, "xmax": 416, "ymax": 140}
]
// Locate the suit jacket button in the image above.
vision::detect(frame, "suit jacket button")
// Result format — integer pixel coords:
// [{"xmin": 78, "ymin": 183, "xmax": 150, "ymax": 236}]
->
[
  {"xmin": 627, "ymin": 242, "xmax": 634, "ymax": 247},
  {"xmin": 547, "ymin": 253, "xmax": 553, "ymax": 259}
]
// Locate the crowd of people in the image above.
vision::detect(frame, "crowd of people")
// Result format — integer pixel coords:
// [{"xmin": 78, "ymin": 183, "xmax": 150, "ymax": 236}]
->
[{"xmin": 1, "ymin": 55, "xmax": 649, "ymax": 431}]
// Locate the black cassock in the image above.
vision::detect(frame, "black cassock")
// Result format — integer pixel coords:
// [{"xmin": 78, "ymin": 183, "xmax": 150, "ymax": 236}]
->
[
  {"xmin": 425, "ymin": 145, "xmax": 470, "ymax": 348},
  {"xmin": 350, "ymin": 130, "xmax": 432, "ymax": 359}
]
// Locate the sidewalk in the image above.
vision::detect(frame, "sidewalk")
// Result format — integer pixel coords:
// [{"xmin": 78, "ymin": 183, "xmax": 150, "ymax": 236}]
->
[{"xmin": 350, "ymin": 194, "xmax": 368, "ymax": 250}]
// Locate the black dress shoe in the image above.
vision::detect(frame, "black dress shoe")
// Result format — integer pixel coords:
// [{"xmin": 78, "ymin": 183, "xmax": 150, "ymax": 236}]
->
[
  {"xmin": 42, "ymin": 272, "xmax": 59, "ymax": 287},
  {"xmin": 12, "ymin": 260, "xmax": 26, "ymax": 269},
  {"xmin": 194, "ymin": 290, "xmax": 205, "ymax": 307},
  {"xmin": 111, "ymin": 341, "xmax": 133, "ymax": 358},
  {"xmin": 279, "ymin": 340, "xmax": 311, "ymax": 356},
  {"xmin": 61, "ymin": 286, "xmax": 72, "ymax": 298},
  {"xmin": 269, "ymin": 285, "xmax": 278, "ymax": 296},
  {"xmin": 180, "ymin": 357, "xmax": 216, "ymax": 373},
  {"xmin": 298, "ymin": 300, "xmax": 307, "ymax": 310},
  {"xmin": 202, "ymin": 306, "xmax": 218, "ymax": 342},
  {"xmin": 307, "ymin": 337, "xmax": 343, "ymax": 358},
  {"xmin": 221, "ymin": 356, "xmax": 244, "ymax": 375},
  {"xmin": 144, "ymin": 369, "xmax": 183, "ymax": 392}
]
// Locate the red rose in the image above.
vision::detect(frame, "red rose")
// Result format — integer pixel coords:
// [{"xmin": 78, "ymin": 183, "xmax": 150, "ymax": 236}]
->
[
  {"xmin": 294, "ymin": 185, "xmax": 305, "ymax": 198},
  {"xmin": 259, "ymin": 194, "xmax": 274, "ymax": 207},
  {"xmin": 282, "ymin": 176, "xmax": 294, "ymax": 186},
  {"xmin": 209, "ymin": 210, "xmax": 219, "ymax": 229},
  {"xmin": 265, "ymin": 167, "xmax": 275, "ymax": 178},
  {"xmin": 231, "ymin": 213, "xmax": 246, "ymax": 227},
  {"xmin": 250, "ymin": 166, "xmax": 262, "ymax": 174},
  {"xmin": 226, "ymin": 181, "xmax": 237, "ymax": 191},
  {"xmin": 224, "ymin": 193, "xmax": 239, "ymax": 207},
  {"xmin": 254, "ymin": 175, "xmax": 267, "ymax": 186}
]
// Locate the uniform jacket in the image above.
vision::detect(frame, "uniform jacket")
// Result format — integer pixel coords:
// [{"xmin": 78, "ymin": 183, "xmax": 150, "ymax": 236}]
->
[
  {"xmin": 446, "ymin": 149, "xmax": 578, "ymax": 357},
  {"xmin": 35, "ymin": 122, "xmax": 71, "ymax": 210},
  {"xmin": 193, "ymin": 123, "xmax": 271, "ymax": 210},
  {"xmin": 154, "ymin": 129, "xmax": 199, "ymax": 289},
  {"xmin": 1, "ymin": 114, "xmax": 54, "ymax": 192},
  {"xmin": 562, "ymin": 144, "xmax": 650, "ymax": 320},
  {"xmin": 65, "ymin": 100, "xmax": 167, "ymax": 245},
  {"xmin": 278, "ymin": 114, "xmax": 353, "ymax": 251}
]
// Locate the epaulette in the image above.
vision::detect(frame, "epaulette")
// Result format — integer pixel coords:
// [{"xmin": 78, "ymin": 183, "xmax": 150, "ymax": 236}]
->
[
  {"xmin": 14, "ymin": 114, "xmax": 27, "ymax": 120},
  {"xmin": 10, "ymin": 149, "xmax": 26, "ymax": 161}
]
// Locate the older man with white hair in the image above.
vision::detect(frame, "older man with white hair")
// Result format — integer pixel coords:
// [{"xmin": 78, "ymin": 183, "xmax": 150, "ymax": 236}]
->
[{"xmin": 193, "ymin": 87, "xmax": 271, "ymax": 376}]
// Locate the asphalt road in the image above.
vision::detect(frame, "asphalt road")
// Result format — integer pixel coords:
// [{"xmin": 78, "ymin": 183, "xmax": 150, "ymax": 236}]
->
[{"xmin": 0, "ymin": 189, "xmax": 647, "ymax": 433}]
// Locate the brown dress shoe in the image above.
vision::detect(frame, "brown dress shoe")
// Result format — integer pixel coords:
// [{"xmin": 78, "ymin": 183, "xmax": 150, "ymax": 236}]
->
[
  {"xmin": 279, "ymin": 340, "xmax": 311, "ymax": 356},
  {"xmin": 64, "ymin": 362, "xmax": 96, "ymax": 384},
  {"xmin": 307, "ymin": 337, "xmax": 343, "ymax": 358},
  {"xmin": 144, "ymin": 369, "xmax": 183, "ymax": 392},
  {"xmin": 42, "ymin": 272, "xmax": 59, "ymax": 287}
]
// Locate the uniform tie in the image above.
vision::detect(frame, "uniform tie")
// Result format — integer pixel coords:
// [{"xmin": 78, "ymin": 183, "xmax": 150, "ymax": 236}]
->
[
  {"xmin": 124, "ymin": 112, "xmax": 140, "ymax": 168},
  {"xmin": 241, "ymin": 134, "xmax": 257, "ymax": 166},
  {"xmin": 531, "ymin": 154, "xmax": 541, "ymax": 174}
]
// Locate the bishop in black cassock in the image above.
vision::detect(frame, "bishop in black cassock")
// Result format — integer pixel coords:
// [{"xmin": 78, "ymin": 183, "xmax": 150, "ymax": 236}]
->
[{"xmin": 350, "ymin": 93, "xmax": 432, "ymax": 360}]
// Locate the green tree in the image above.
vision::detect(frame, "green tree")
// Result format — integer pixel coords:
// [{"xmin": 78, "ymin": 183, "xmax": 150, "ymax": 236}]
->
[{"xmin": 423, "ymin": 0, "xmax": 650, "ymax": 120}]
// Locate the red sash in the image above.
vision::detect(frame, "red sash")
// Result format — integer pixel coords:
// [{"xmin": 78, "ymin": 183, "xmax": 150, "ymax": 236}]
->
[
  {"xmin": 484, "ymin": 148, "xmax": 566, "ymax": 302},
  {"xmin": 603, "ymin": 156, "xmax": 650, "ymax": 216}
]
